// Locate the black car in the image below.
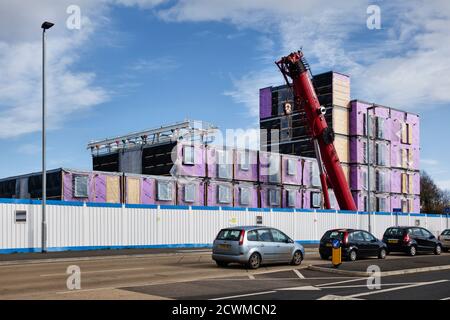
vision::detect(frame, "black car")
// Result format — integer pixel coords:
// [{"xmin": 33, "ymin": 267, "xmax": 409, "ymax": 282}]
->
[
  {"xmin": 319, "ymin": 229, "xmax": 387, "ymax": 261},
  {"xmin": 382, "ymin": 226, "xmax": 442, "ymax": 256}
]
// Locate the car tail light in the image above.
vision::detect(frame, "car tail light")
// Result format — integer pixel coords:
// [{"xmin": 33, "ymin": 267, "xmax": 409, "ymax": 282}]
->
[
  {"xmin": 343, "ymin": 232, "xmax": 349, "ymax": 245},
  {"xmin": 403, "ymin": 233, "xmax": 410, "ymax": 243},
  {"xmin": 239, "ymin": 230, "xmax": 245, "ymax": 246}
]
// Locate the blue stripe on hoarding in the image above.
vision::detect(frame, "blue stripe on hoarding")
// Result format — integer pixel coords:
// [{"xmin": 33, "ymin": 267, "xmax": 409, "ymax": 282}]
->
[
  {"xmin": 124, "ymin": 204, "xmax": 158, "ymax": 209},
  {"xmin": 159, "ymin": 205, "xmax": 190, "ymax": 210},
  {"xmin": 222, "ymin": 206, "xmax": 246, "ymax": 211},
  {"xmin": 47, "ymin": 200, "xmax": 84, "ymax": 207},
  {"xmin": 373, "ymin": 211, "xmax": 392, "ymax": 216},
  {"xmin": 191, "ymin": 206, "xmax": 220, "ymax": 211},
  {"xmin": 0, "ymin": 198, "xmax": 447, "ymax": 218},
  {"xmin": 271, "ymin": 208, "xmax": 295, "ymax": 212},
  {"xmin": 0, "ymin": 240, "xmax": 320, "ymax": 254},
  {"xmin": 85, "ymin": 202, "xmax": 122, "ymax": 208}
]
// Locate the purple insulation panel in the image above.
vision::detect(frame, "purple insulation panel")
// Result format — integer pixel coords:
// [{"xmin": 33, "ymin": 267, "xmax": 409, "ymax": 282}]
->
[
  {"xmin": 206, "ymin": 180, "xmax": 234, "ymax": 207},
  {"xmin": 175, "ymin": 142, "xmax": 206, "ymax": 177},
  {"xmin": 281, "ymin": 186, "xmax": 302, "ymax": 209},
  {"xmin": 258, "ymin": 151, "xmax": 281, "ymax": 184},
  {"xmin": 141, "ymin": 176, "xmax": 155, "ymax": 205},
  {"xmin": 94, "ymin": 174, "xmax": 107, "ymax": 203},
  {"xmin": 391, "ymin": 143, "xmax": 401, "ymax": 168},
  {"xmin": 233, "ymin": 182, "xmax": 258, "ymax": 208},
  {"xmin": 281, "ymin": 155, "xmax": 302, "ymax": 185},
  {"xmin": 302, "ymin": 158, "xmax": 320, "ymax": 188},
  {"xmin": 233, "ymin": 149, "xmax": 258, "ymax": 182},
  {"xmin": 390, "ymin": 169, "xmax": 402, "ymax": 194},
  {"xmin": 206, "ymin": 146, "xmax": 233, "ymax": 181},
  {"xmin": 390, "ymin": 110, "xmax": 404, "ymax": 144},
  {"xmin": 259, "ymin": 185, "xmax": 282, "ymax": 208},
  {"xmin": 349, "ymin": 100, "xmax": 372, "ymax": 136},
  {"xmin": 259, "ymin": 87, "xmax": 272, "ymax": 119},
  {"xmin": 177, "ymin": 179, "xmax": 205, "ymax": 206}
]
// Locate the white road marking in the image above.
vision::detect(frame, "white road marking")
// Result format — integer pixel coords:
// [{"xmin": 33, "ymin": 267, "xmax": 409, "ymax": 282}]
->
[
  {"xmin": 210, "ymin": 290, "xmax": 276, "ymax": 300},
  {"xmin": 316, "ymin": 277, "xmax": 367, "ymax": 287},
  {"xmin": 321, "ymin": 282, "xmax": 419, "ymax": 289},
  {"xmin": 277, "ymin": 285, "xmax": 320, "ymax": 291},
  {"xmin": 293, "ymin": 269, "xmax": 305, "ymax": 279},
  {"xmin": 40, "ymin": 267, "xmax": 145, "ymax": 277},
  {"xmin": 247, "ymin": 274, "xmax": 255, "ymax": 280},
  {"xmin": 440, "ymin": 297, "xmax": 450, "ymax": 300},
  {"xmin": 346, "ymin": 280, "xmax": 449, "ymax": 298},
  {"xmin": 318, "ymin": 295, "xmax": 362, "ymax": 300}
]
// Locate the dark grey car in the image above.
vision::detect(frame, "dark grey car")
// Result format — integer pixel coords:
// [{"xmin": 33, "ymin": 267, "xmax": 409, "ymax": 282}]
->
[{"xmin": 212, "ymin": 226, "xmax": 305, "ymax": 269}]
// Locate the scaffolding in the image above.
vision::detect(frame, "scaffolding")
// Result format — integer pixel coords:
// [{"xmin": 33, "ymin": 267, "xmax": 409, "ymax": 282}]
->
[{"xmin": 87, "ymin": 120, "xmax": 218, "ymax": 156}]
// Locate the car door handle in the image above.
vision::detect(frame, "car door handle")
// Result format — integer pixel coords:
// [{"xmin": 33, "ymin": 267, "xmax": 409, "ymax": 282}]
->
[{"xmin": 259, "ymin": 244, "xmax": 265, "ymax": 247}]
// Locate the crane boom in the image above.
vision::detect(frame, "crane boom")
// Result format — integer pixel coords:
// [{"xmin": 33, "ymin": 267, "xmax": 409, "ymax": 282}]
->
[{"xmin": 276, "ymin": 50, "xmax": 357, "ymax": 211}]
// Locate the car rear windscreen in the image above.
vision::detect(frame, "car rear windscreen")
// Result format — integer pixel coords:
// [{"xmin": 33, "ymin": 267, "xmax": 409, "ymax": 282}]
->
[
  {"xmin": 384, "ymin": 228, "xmax": 405, "ymax": 237},
  {"xmin": 321, "ymin": 230, "xmax": 345, "ymax": 241},
  {"xmin": 216, "ymin": 229, "xmax": 242, "ymax": 241}
]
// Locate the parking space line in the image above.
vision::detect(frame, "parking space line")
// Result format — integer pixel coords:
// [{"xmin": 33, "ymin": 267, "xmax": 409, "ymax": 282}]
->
[
  {"xmin": 247, "ymin": 274, "xmax": 255, "ymax": 280},
  {"xmin": 346, "ymin": 280, "xmax": 449, "ymax": 298},
  {"xmin": 210, "ymin": 290, "xmax": 276, "ymax": 300},
  {"xmin": 321, "ymin": 282, "xmax": 419, "ymax": 289},
  {"xmin": 293, "ymin": 269, "xmax": 305, "ymax": 279},
  {"xmin": 441, "ymin": 297, "xmax": 450, "ymax": 300}
]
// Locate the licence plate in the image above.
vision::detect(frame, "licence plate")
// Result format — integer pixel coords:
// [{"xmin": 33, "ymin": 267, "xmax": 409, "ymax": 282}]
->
[
  {"xmin": 388, "ymin": 239, "xmax": 399, "ymax": 244},
  {"xmin": 218, "ymin": 244, "xmax": 231, "ymax": 250},
  {"xmin": 326, "ymin": 243, "xmax": 332, "ymax": 247}
]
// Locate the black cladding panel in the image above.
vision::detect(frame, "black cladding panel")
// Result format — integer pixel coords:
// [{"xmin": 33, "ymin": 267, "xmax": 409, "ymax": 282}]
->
[
  {"xmin": 93, "ymin": 153, "xmax": 119, "ymax": 172},
  {"xmin": 142, "ymin": 142, "xmax": 176, "ymax": 176},
  {"xmin": 28, "ymin": 171, "xmax": 63, "ymax": 200}
]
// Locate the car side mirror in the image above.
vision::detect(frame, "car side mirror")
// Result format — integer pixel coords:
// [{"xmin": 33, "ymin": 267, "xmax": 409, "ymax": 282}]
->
[
  {"xmin": 287, "ymin": 239, "xmax": 294, "ymax": 244},
  {"xmin": 371, "ymin": 239, "xmax": 377, "ymax": 243},
  {"xmin": 429, "ymin": 235, "xmax": 435, "ymax": 239}
]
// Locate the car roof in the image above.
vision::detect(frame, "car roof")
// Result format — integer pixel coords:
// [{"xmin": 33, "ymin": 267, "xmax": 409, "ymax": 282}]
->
[
  {"xmin": 328, "ymin": 228, "xmax": 357, "ymax": 232},
  {"xmin": 222, "ymin": 226, "xmax": 271, "ymax": 231}
]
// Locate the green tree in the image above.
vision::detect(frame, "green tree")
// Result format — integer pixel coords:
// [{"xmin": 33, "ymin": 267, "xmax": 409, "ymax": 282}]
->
[{"xmin": 420, "ymin": 171, "xmax": 450, "ymax": 213}]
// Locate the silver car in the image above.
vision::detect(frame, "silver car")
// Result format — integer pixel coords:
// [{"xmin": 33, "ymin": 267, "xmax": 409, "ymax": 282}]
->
[
  {"xmin": 212, "ymin": 226, "xmax": 305, "ymax": 269},
  {"xmin": 438, "ymin": 229, "xmax": 450, "ymax": 251}
]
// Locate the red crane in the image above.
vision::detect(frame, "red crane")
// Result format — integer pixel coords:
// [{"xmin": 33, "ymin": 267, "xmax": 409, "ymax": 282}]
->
[{"xmin": 276, "ymin": 50, "xmax": 357, "ymax": 211}]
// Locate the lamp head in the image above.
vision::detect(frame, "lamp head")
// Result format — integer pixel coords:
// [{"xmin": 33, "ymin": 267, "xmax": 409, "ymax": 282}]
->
[{"xmin": 41, "ymin": 21, "xmax": 54, "ymax": 30}]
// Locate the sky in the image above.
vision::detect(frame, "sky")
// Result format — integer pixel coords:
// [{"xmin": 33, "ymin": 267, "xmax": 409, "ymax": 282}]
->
[{"xmin": 0, "ymin": 0, "xmax": 450, "ymax": 190}]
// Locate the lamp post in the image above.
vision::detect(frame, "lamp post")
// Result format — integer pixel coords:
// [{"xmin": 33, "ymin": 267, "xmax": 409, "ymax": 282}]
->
[
  {"xmin": 366, "ymin": 105, "xmax": 376, "ymax": 233},
  {"xmin": 41, "ymin": 21, "xmax": 54, "ymax": 253}
]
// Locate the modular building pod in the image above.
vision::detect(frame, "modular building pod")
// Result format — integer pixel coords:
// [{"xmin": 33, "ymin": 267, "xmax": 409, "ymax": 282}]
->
[
  {"xmin": 259, "ymin": 185, "xmax": 282, "ymax": 208},
  {"xmin": 124, "ymin": 174, "xmax": 176, "ymax": 205},
  {"xmin": 0, "ymin": 168, "xmax": 122, "ymax": 203},
  {"xmin": 233, "ymin": 149, "xmax": 258, "ymax": 182},
  {"xmin": 258, "ymin": 151, "xmax": 281, "ymax": 184},
  {"xmin": 176, "ymin": 179, "xmax": 206, "ymax": 206},
  {"xmin": 206, "ymin": 146, "xmax": 233, "ymax": 181},
  {"xmin": 281, "ymin": 186, "xmax": 302, "ymax": 208},
  {"xmin": 281, "ymin": 154, "xmax": 303, "ymax": 186},
  {"xmin": 233, "ymin": 182, "xmax": 258, "ymax": 208},
  {"xmin": 206, "ymin": 180, "xmax": 234, "ymax": 207},
  {"xmin": 302, "ymin": 158, "xmax": 321, "ymax": 188}
]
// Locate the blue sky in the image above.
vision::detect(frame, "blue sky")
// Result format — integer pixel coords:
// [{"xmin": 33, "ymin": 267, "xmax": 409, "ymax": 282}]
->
[{"xmin": 0, "ymin": 0, "xmax": 449, "ymax": 190}]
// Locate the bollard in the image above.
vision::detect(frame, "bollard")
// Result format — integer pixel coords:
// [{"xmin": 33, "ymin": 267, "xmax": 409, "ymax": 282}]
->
[{"xmin": 331, "ymin": 238, "xmax": 342, "ymax": 268}]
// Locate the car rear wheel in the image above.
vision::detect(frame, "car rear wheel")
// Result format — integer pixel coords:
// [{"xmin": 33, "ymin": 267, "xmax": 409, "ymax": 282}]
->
[
  {"xmin": 435, "ymin": 244, "xmax": 442, "ymax": 255},
  {"xmin": 349, "ymin": 250, "xmax": 357, "ymax": 261},
  {"xmin": 378, "ymin": 248, "xmax": 387, "ymax": 259},
  {"xmin": 216, "ymin": 261, "xmax": 229, "ymax": 267},
  {"xmin": 291, "ymin": 251, "xmax": 303, "ymax": 265},
  {"xmin": 408, "ymin": 245, "xmax": 417, "ymax": 256},
  {"xmin": 247, "ymin": 253, "xmax": 261, "ymax": 269}
]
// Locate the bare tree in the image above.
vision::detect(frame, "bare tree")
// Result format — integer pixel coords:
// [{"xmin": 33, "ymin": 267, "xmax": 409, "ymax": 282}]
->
[{"xmin": 420, "ymin": 171, "xmax": 450, "ymax": 213}]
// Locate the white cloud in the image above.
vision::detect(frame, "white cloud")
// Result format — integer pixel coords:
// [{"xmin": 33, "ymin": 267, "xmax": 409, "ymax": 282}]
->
[
  {"xmin": 157, "ymin": 0, "xmax": 450, "ymax": 116},
  {"xmin": 436, "ymin": 179, "xmax": 450, "ymax": 191},
  {"xmin": 129, "ymin": 56, "xmax": 180, "ymax": 72},
  {"xmin": 0, "ymin": 0, "xmax": 167, "ymax": 139}
]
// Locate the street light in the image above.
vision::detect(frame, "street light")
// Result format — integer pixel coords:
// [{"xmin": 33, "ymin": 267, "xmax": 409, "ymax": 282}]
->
[
  {"xmin": 41, "ymin": 21, "xmax": 54, "ymax": 253},
  {"xmin": 366, "ymin": 104, "xmax": 376, "ymax": 233}
]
